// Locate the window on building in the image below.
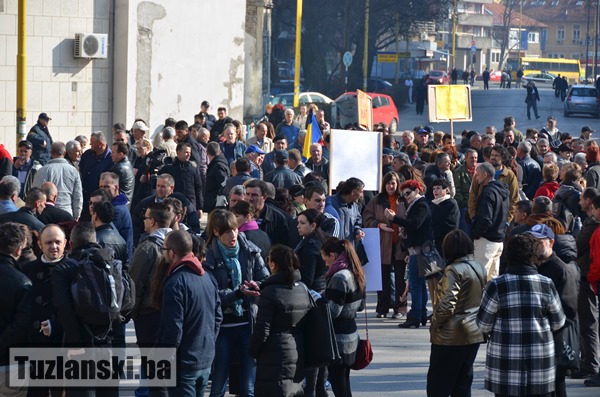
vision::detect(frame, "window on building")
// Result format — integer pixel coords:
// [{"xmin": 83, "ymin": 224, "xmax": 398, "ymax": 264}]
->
[
  {"xmin": 528, "ymin": 32, "xmax": 540, "ymax": 43},
  {"xmin": 572, "ymin": 53, "xmax": 581, "ymax": 59},
  {"xmin": 573, "ymin": 24, "xmax": 581, "ymax": 41},
  {"xmin": 491, "ymin": 52, "xmax": 500, "ymax": 63},
  {"xmin": 557, "ymin": 25, "xmax": 565, "ymax": 41}
]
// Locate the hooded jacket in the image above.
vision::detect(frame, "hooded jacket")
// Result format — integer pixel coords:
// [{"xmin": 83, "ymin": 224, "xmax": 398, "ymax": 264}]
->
[
  {"xmin": 471, "ymin": 180, "xmax": 509, "ymax": 242},
  {"xmin": 157, "ymin": 253, "xmax": 222, "ymax": 370}
]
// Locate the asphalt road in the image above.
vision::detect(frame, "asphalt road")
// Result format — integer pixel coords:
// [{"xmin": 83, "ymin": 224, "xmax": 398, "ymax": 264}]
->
[{"xmin": 398, "ymin": 81, "xmax": 598, "ymax": 138}]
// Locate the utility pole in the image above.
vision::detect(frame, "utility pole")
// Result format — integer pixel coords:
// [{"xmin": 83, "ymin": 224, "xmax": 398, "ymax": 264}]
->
[
  {"xmin": 586, "ymin": 0, "xmax": 591, "ymax": 81},
  {"xmin": 451, "ymin": 0, "xmax": 457, "ymax": 70},
  {"xmin": 363, "ymin": 0, "xmax": 370, "ymax": 92},
  {"xmin": 262, "ymin": 0, "xmax": 273, "ymax": 108},
  {"xmin": 293, "ymin": 0, "xmax": 302, "ymax": 107},
  {"xmin": 595, "ymin": 0, "xmax": 599, "ymax": 80},
  {"xmin": 16, "ymin": 0, "xmax": 27, "ymax": 151}
]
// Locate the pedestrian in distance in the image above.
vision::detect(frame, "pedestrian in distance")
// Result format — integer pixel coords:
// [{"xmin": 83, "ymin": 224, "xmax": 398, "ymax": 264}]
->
[{"xmin": 525, "ymin": 80, "xmax": 541, "ymax": 120}]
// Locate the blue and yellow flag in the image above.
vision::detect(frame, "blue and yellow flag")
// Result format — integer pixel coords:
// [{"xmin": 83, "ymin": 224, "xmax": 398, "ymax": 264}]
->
[{"xmin": 302, "ymin": 113, "xmax": 322, "ymax": 159}]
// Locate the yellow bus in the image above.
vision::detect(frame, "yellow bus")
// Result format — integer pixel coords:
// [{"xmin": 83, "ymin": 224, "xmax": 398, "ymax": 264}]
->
[{"xmin": 506, "ymin": 57, "xmax": 584, "ymax": 83}]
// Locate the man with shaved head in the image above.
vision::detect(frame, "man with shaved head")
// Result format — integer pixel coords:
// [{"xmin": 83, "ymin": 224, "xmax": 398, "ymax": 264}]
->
[{"xmin": 38, "ymin": 181, "xmax": 75, "ymax": 224}]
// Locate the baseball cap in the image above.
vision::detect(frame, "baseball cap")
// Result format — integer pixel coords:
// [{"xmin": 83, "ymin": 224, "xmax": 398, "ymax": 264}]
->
[
  {"xmin": 38, "ymin": 112, "xmax": 51, "ymax": 121},
  {"xmin": 131, "ymin": 121, "xmax": 149, "ymax": 132},
  {"xmin": 582, "ymin": 126, "xmax": 594, "ymax": 133},
  {"xmin": 417, "ymin": 128, "xmax": 429, "ymax": 135},
  {"xmin": 275, "ymin": 150, "xmax": 289, "ymax": 162},
  {"xmin": 526, "ymin": 223, "xmax": 555, "ymax": 240},
  {"xmin": 245, "ymin": 145, "xmax": 265, "ymax": 155},
  {"xmin": 18, "ymin": 140, "xmax": 32, "ymax": 149}
]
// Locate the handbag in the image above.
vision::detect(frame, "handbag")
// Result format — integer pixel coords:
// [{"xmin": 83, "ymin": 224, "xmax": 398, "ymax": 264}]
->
[
  {"xmin": 351, "ymin": 295, "xmax": 373, "ymax": 370},
  {"xmin": 300, "ymin": 285, "xmax": 340, "ymax": 369},
  {"xmin": 555, "ymin": 318, "xmax": 580, "ymax": 371},
  {"xmin": 416, "ymin": 240, "xmax": 444, "ymax": 278}
]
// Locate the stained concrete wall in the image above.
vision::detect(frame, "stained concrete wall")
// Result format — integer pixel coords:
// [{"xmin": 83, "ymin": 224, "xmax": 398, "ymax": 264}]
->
[
  {"xmin": 113, "ymin": 0, "xmax": 247, "ymax": 140},
  {"xmin": 0, "ymin": 0, "xmax": 112, "ymax": 152}
]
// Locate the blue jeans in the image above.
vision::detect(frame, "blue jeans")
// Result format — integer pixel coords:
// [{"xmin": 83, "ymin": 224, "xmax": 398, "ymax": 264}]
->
[
  {"xmin": 407, "ymin": 254, "xmax": 428, "ymax": 321},
  {"xmin": 208, "ymin": 324, "xmax": 255, "ymax": 397},
  {"xmin": 169, "ymin": 367, "xmax": 210, "ymax": 397},
  {"xmin": 458, "ymin": 207, "xmax": 471, "ymax": 236},
  {"xmin": 527, "ymin": 100, "xmax": 539, "ymax": 119}
]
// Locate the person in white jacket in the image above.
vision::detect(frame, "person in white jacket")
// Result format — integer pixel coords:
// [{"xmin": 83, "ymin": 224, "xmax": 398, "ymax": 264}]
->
[{"xmin": 32, "ymin": 142, "xmax": 83, "ymax": 218}]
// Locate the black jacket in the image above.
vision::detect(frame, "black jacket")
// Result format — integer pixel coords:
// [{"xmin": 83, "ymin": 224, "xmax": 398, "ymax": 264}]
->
[
  {"xmin": 21, "ymin": 256, "xmax": 68, "ymax": 346},
  {"xmin": 0, "ymin": 206, "xmax": 45, "ymax": 232},
  {"xmin": 160, "ymin": 158, "xmax": 204, "ymax": 211},
  {"xmin": 265, "ymin": 166, "xmax": 303, "ymax": 189},
  {"xmin": 223, "ymin": 172, "xmax": 253, "ymax": 197},
  {"xmin": 258, "ymin": 202, "xmax": 292, "ymax": 246},
  {"xmin": 180, "ymin": 134, "xmax": 207, "ymax": 184},
  {"xmin": 424, "ymin": 165, "xmax": 446, "ymax": 201},
  {"xmin": 430, "ymin": 198, "xmax": 460, "ymax": 253},
  {"xmin": 295, "ymin": 233, "xmax": 327, "ymax": 292},
  {"xmin": 110, "ymin": 158, "xmax": 135, "ymax": 203},
  {"xmin": 538, "ymin": 252, "xmax": 579, "ymax": 321},
  {"xmin": 38, "ymin": 204, "xmax": 75, "ymax": 224},
  {"xmin": 204, "ymin": 154, "xmax": 230, "ymax": 213},
  {"xmin": 96, "ymin": 223, "xmax": 129, "ymax": 267},
  {"xmin": 471, "ymin": 180, "xmax": 509, "ymax": 242},
  {"xmin": 27, "ymin": 123, "xmax": 53, "ymax": 165},
  {"xmin": 210, "ymin": 117, "xmax": 233, "ymax": 142},
  {"xmin": 0, "ymin": 253, "xmax": 33, "ymax": 365},
  {"xmin": 242, "ymin": 228, "xmax": 271, "ymax": 263},
  {"xmin": 391, "ymin": 196, "xmax": 434, "ymax": 248},
  {"xmin": 517, "ymin": 154, "xmax": 542, "ymax": 199},
  {"xmin": 249, "ymin": 270, "xmax": 311, "ymax": 397}
]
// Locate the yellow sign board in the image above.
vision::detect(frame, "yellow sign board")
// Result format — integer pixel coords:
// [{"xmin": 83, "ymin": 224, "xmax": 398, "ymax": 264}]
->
[
  {"xmin": 377, "ymin": 53, "xmax": 398, "ymax": 63},
  {"xmin": 357, "ymin": 90, "xmax": 372, "ymax": 131},
  {"xmin": 427, "ymin": 85, "xmax": 472, "ymax": 122}
]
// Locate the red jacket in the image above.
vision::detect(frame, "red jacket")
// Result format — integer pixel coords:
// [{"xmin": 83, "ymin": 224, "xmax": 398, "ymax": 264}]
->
[
  {"xmin": 588, "ymin": 224, "xmax": 600, "ymax": 294},
  {"xmin": 534, "ymin": 181, "xmax": 560, "ymax": 200}
]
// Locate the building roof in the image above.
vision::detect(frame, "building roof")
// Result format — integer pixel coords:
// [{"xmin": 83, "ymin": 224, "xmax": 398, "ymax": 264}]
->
[
  {"xmin": 485, "ymin": 2, "xmax": 547, "ymax": 28},
  {"xmin": 521, "ymin": 0, "xmax": 589, "ymax": 23}
]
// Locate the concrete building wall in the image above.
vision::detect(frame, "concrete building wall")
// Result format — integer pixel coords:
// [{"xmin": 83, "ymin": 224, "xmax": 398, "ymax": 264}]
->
[
  {"xmin": 0, "ymin": 0, "xmax": 112, "ymax": 152},
  {"xmin": 0, "ymin": 0, "xmax": 247, "ymax": 153}
]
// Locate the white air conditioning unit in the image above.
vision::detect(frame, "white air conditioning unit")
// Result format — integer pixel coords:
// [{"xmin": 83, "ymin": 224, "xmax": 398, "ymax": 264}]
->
[
  {"xmin": 557, "ymin": 39, "xmax": 563, "ymax": 44},
  {"xmin": 420, "ymin": 33, "xmax": 428, "ymax": 41},
  {"xmin": 74, "ymin": 33, "xmax": 108, "ymax": 59}
]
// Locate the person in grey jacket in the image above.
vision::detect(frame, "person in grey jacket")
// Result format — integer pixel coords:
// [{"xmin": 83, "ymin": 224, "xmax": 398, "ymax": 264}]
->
[
  {"xmin": 27, "ymin": 113, "xmax": 53, "ymax": 165},
  {"xmin": 32, "ymin": 142, "xmax": 83, "ymax": 218},
  {"xmin": 264, "ymin": 150, "xmax": 302, "ymax": 189}
]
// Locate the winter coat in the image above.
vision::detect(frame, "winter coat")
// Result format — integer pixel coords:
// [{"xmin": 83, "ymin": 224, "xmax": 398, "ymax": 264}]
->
[
  {"xmin": 210, "ymin": 116, "xmax": 234, "ymax": 141},
  {"xmin": 328, "ymin": 193, "xmax": 363, "ymax": 243},
  {"xmin": 477, "ymin": 263, "xmax": 565, "ymax": 396},
  {"xmin": 224, "ymin": 172, "xmax": 253, "ymax": 197},
  {"xmin": 241, "ymin": 227, "xmax": 271, "ymax": 263},
  {"xmin": 362, "ymin": 192, "xmax": 407, "ymax": 264},
  {"xmin": 0, "ymin": 206, "xmax": 45, "ymax": 232},
  {"xmin": 586, "ymin": 162, "xmax": 600, "ymax": 190},
  {"xmin": 111, "ymin": 193, "xmax": 134, "ymax": 259},
  {"xmin": 452, "ymin": 163, "xmax": 474, "ymax": 209},
  {"xmin": 471, "ymin": 180, "xmax": 509, "ymax": 242},
  {"xmin": 430, "ymin": 197, "xmax": 460, "ymax": 253},
  {"xmin": 469, "ymin": 166, "xmax": 518, "ymax": 223},
  {"xmin": 553, "ymin": 183, "xmax": 582, "ymax": 227},
  {"xmin": 257, "ymin": 202, "xmax": 292, "ymax": 246},
  {"xmin": 38, "ymin": 203, "xmax": 75, "ymax": 225},
  {"xmin": 21, "ymin": 256, "xmax": 68, "ymax": 347},
  {"xmin": 431, "ymin": 255, "xmax": 486, "ymax": 346},
  {"xmin": 390, "ymin": 196, "xmax": 434, "ymax": 249},
  {"xmin": 275, "ymin": 122, "xmax": 300, "ymax": 148},
  {"xmin": 203, "ymin": 234, "xmax": 269, "ymax": 327},
  {"xmin": 0, "ymin": 145, "xmax": 13, "ymax": 179},
  {"xmin": 32, "ymin": 158, "xmax": 83, "ymax": 218},
  {"xmin": 261, "ymin": 150, "xmax": 277, "ymax": 176},
  {"xmin": 157, "ymin": 254, "xmax": 222, "ymax": 371},
  {"xmin": 95, "ymin": 222, "xmax": 129, "ymax": 266},
  {"xmin": 129, "ymin": 228, "xmax": 171, "ymax": 317},
  {"xmin": 576, "ymin": 216, "xmax": 599, "ymax": 276},
  {"xmin": 534, "ymin": 180, "xmax": 560, "ymax": 200},
  {"xmin": 538, "ymin": 252, "xmax": 579, "ymax": 321},
  {"xmin": 27, "ymin": 123, "xmax": 53, "ymax": 165},
  {"xmin": 294, "ymin": 233, "xmax": 327, "ymax": 292},
  {"xmin": 110, "ymin": 158, "xmax": 135, "ymax": 203},
  {"xmin": 160, "ymin": 158, "xmax": 204, "ymax": 211},
  {"xmin": 305, "ymin": 157, "xmax": 330, "ymax": 183},
  {"xmin": 0, "ymin": 253, "xmax": 33, "ymax": 365},
  {"xmin": 219, "ymin": 141, "xmax": 247, "ymax": 165},
  {"xmin": 204, "ymin": 154, "xmax": 230, "ymax": 213},
  {"xmin": 12, "ymin": 158, "xmax": 42, "ymax": 200},
  {"xmin": 265, "ymin": 166, "xmax": 303, "ymax": 189},
  {"xmin": 79, "ymin": 148, "xmax": 113, "ymax": 201},
  {"xmin": 249, "ymin": 270, "xmax": 311, "ymax": 397},
  {"xmin": 517, "ymin": 154, "xmax": 542, "ymax": 199}
]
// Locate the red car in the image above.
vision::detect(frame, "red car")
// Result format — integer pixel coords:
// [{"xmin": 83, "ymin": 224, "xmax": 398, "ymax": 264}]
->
[
  {"xmin": 334, "ymin": 92, "xmax": 399, "ymax": 133},
  {"xmin": 426, "ymin": 70, "xmax": 450, "ymax": 85}
]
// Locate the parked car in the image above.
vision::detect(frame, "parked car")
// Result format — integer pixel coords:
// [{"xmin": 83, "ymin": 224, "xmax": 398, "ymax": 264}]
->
[
  {"xmin": 270, "ymin": 92, "xmax": 334, "ymax": 107},
  {"xmin": 564, "ymin": 85, "xmax": 600, "ymax": 118},
  {"xmin": 367, "ymin": 78, "xmax": 395, "ymax": 94},
  {"xmin": 426, "ymin": 70, "xmax": 449, "ymax": 85},
  {"xmin": 476, "ymin": 70, "xmax": 502, "ymax": 81},
  {"xmin": 522, "ymin": 72, "xmax": 557, "ymax": 85},
  {"xmin": 334, "ymin": 92, "xmax": 399, "ymax": 133}
]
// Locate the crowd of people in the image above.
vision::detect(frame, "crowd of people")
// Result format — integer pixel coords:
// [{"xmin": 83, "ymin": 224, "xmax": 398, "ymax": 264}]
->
[{"xmin": 0, "ymin": 101, "xmax": 599, "ymax": 397}]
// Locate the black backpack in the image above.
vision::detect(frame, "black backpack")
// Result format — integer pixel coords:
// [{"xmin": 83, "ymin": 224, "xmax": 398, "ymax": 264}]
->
[
  {"xmin": 552, "ymin": 194, "xmax": 577, "ymax": 234},
  {"xmin": 70, "ymin": 247, "xmax": 135, "ymax": 327}
]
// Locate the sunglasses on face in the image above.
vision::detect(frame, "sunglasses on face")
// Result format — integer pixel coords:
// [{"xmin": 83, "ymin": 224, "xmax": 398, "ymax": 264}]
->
[{"xmin": 402, "ymin": 190, "xmax": 413, "ymax": 198}]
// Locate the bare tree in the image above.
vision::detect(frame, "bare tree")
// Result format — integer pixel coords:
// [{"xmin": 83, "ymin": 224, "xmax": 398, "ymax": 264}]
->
[{"xmin": 492, "ymin": 0, "xmax": 520, "ymax": 71}]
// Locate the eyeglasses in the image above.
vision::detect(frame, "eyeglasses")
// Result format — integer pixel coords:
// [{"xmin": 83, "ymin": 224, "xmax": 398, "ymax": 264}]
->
[
  {"xmin": 402, "ymin": 190, "xmax": 413, "ymax": 197},
  {"xmin": 142, "ymin": 216, "xmax": 154, "ymax": 221},
  {"xmin": 161, "ymin": 247, "xmax": 172, "ymax": 252}
]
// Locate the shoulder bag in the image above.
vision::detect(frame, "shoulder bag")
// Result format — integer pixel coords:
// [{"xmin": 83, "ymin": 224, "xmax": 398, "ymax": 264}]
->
[
  {"xmin": 351, "ymin": 295, "xmax": 373, "ymax": 370},
  {"xmin": 300, "ymin": 285, "xmax": 340, "ymax": 369},
  {"xmin": 416, "ymin": 240, "xmax": 444, "ymax": 278},
  {"xmin": 555, "ymin": 318, "xmax": 580, "ymax": 371}
]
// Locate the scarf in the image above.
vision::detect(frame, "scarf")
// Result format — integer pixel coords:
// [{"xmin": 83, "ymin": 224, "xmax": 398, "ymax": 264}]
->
[
  {"xmin": 239, "ymin": 220, "xmax": 259, "ymax": 233},
  {"xmin": 325, "ymin": 251, "xmax": 349, "ymax": 281},
  {"xmin": 217, "ymin": 240, "xmax": 243, "ymax": 317},
  {"xmin": 431, "ymin": 194, "xmax": 451, "ymax": 205}
]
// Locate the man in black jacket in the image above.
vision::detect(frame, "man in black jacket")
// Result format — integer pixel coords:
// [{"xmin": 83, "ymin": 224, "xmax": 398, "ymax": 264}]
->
[
  {"xmin": 245, "ymin": 179, "xmax": 291, "ymax": 246},
  {"xmin": 517, "ymin": 140, "xmax": 542, "ymax": 199},
  {"xmin": 471, "ymin": 162, "xmax": 509, "ymax": 280},
  {"xmin": 0, "ymin": 187, "xmax": 46, "ymax": 232},
  {"xmin": 175, "ymin": 120, "xmax": 207, "ymax": 184},
  {"xmin": 110, "ymin": 142, "xmax": 135, "ymax": 203},
  {"xmin": 27, "ymin": 112, "xmax": 53, "ymax": 165},
  {"xmin": 159, "ymin": 142, "xmax": 203, "ymax": 217},
  {"xmin": 38, "ymin": 182, "xmax": 75, "ymax": 224},
  {"xmin": 0, "ymin": 222, "xmax": 32, "ymax": 371},
  {"xmin": 264, "ymin": 150, "xmax": 302, "ymax": 189},
  {"xmin": 204, "ymin": 142, "xmax": 230, "ymax": 214},
  {"xmin": 210, "ymin": 107, "xmax": 233, "ymax": 142},
  {"xmin": 91, "ymin": 201, "xmax": 128, "ymax": 266}
]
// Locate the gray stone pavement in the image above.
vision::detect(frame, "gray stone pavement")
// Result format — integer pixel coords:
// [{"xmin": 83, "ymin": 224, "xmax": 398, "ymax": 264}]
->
[{"xmin": 118, "ymin": 293, "xmax": 598, "ymax": 396}]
